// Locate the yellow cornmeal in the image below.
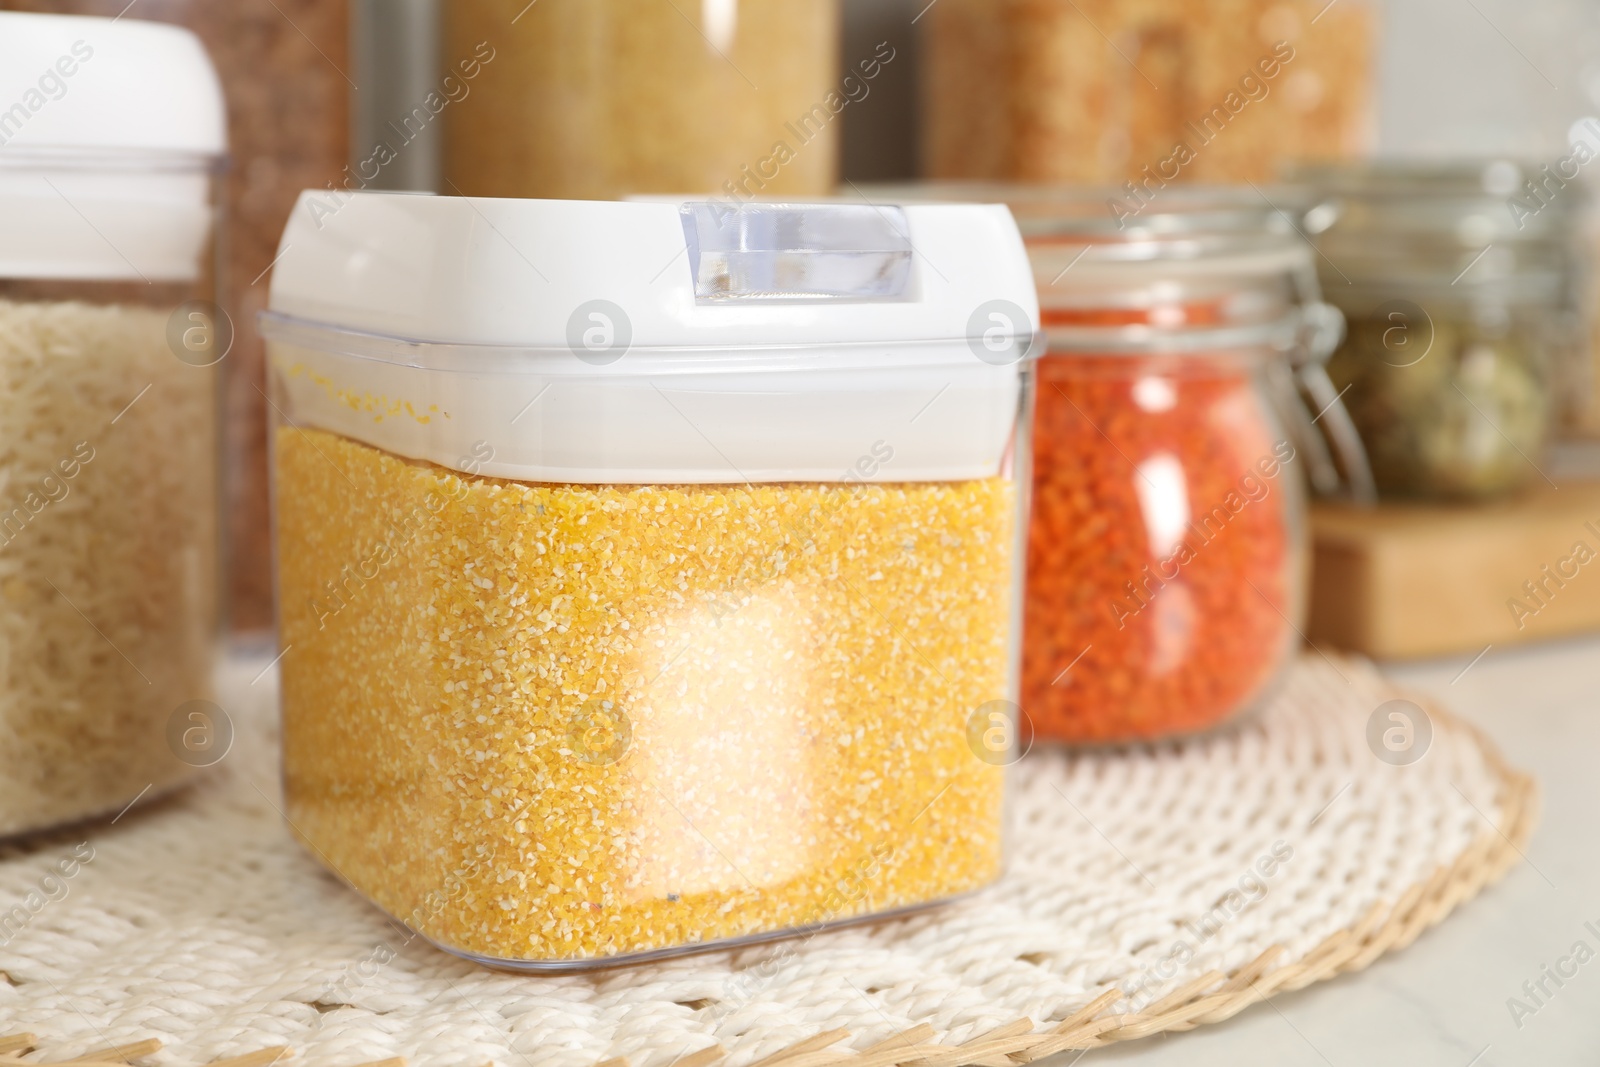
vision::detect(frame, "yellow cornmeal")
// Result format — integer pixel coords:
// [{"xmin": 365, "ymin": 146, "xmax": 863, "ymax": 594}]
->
[
  {"xmin": 286, "ymin": 362, "xmax": 444, "ymax": 425},
  {"xmin": 276, "ymin": 427, "xmax": 1014, "ymax": 965}
]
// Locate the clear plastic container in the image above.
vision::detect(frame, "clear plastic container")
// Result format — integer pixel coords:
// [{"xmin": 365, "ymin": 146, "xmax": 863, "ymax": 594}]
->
[
  {"xmin": 441, "ymin": 0, "xmax": 840, "ymax": 200},
  {"xmin": 1293, "ymin": 161, "xmax": 1583, "ymax": 499},
  {"xmin": 0, "ymin": 13, "xmax": 226, "ymax": 836},
  {"xmin": 262, "ymin": 194, "xmax": 1035, "ymax": 970}
]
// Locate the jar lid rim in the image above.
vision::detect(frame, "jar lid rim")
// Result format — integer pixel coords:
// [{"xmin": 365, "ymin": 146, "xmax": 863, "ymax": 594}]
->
[{"xmin": 1042, "ymin": 316, "xmax": 1300, "ymax": 355}]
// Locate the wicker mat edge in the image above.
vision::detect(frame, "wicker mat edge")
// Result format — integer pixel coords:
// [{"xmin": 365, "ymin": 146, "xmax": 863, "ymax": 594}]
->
[
  {"xmin": 0, "ymin": 692, "xmax": 1538, "ymax": 1067},
  {"xmin": 658, "ymin": 695, "xmax": 1541, "ymax": 1067}
]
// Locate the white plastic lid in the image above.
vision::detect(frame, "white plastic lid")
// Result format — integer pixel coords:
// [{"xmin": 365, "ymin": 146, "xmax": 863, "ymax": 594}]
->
[
  {"xmin": 0, "ymin": 13, "xmax": 224, "ymax": 282},
  {"xmin": 262, "ymin": 194, "xmax": 1037, "ymax": 484},
  {"xmin": 0, "ymin": 12, "xmax": 225, "ymax": 156},
  {"xmin": 267, "ymin": 194, "xmax": 1035, "ymax": 349}
]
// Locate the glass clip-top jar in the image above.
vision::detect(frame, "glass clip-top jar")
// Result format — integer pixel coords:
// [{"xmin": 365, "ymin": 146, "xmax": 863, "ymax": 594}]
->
[
  {"xmin": 1022, "ymin": 188, "xmax": 1373, "ymax": 743},
  {"xmin": 262, "ymin": 194, "xmax": 1037, "ymax": 970},
  {"xmin": 1293, "ymin": 160, "xmax": 1585, "ymax": 499},
  {"xmin": 879, "ymin": 185, "xmax": 1372, "ymax": 744}
]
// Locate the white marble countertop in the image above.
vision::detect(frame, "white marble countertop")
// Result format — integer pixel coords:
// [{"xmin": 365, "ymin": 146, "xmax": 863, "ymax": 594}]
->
[{"xmin": 1050, "ymin": 635, "xmax": 1600, "ymax": 1067}]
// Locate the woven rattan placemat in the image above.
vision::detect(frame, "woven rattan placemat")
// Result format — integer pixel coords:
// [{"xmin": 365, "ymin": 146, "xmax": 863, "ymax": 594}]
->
[{"xmin": 0, "ymin": 653, "xmax": 1534, "ymax": 1067}]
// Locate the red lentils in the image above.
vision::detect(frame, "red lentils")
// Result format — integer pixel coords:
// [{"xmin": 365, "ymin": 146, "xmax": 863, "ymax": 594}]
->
[{"xmin": 1023, "ymin": 351, "xmax": 1300, "ymax": 742}]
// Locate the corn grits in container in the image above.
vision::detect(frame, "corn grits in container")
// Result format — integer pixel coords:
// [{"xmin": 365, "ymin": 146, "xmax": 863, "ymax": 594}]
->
[{"xmin": 262, "ymin": 193, "xmax": 1036, "ymax": 969}]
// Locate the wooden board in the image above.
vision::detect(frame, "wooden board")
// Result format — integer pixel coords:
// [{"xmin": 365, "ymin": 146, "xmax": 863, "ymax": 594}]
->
[{"xmin": 1309, "ymin": 482, "xmax": 1600, "ymax": 659}]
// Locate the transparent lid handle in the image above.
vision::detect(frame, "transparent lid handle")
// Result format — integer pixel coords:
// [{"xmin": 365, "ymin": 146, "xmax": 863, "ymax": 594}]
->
[{"xmin": 681, "ymin": 202, "xmax": 914, "ymax": 302}]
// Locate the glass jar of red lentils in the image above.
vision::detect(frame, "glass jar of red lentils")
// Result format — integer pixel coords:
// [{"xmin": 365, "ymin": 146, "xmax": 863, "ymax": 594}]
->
[
  {"xmin": 1006, "ymin": 188, "xmax": 1369, "ymax": 743},
  {"xmin": 261, "ymin": 194, "xmax": 1037, "ymax": 970}
]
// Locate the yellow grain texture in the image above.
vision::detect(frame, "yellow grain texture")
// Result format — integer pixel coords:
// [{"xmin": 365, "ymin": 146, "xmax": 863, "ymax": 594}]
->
[
  {"xmin": 276, "ymin": 427, "xmax": 1014, "ymax": 964},
  {"xmin": 442, "ymin": 0, "xmax": 840, "ymax": 200}
]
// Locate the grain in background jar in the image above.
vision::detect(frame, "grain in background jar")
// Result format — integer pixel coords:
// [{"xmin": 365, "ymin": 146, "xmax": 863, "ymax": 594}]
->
[
  {"xmin": 1294, "ymin": 161, "xmax": 1584, "ymax": 499},
  {"xmin": 920, "ymin": 0, "xmax": 1375, "ymax": 186},
  {"xmin": 442, "ymin": 0, "xmax": 839, "ymax": 200},
  {"xmin": 0, "ymin": 12, "xmax": 226, "ymax": 835}
]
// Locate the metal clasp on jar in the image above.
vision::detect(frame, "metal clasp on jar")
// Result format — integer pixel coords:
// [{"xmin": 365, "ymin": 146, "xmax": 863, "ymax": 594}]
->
[{"xmin": 1269, "ymin": 298, "xmax": 1378, "ymax": 504}]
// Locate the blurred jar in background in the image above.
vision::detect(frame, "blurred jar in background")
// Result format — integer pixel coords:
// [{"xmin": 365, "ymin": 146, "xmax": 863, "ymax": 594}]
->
[
  {"xmin": 1295, "ymin": 161, "xmax": 1584, "ymax": 499},
  {"xmin": 920, "ymin": 0, "xmax": 1375, "ymax": 185},
  {"xmin": 0, "ymin": 12, "xmax": 225, "ymax": 834},
  {"xmin": 0, "ymin": 0, "xmax": 353, "ymax": 635},
  {"xmin": 442, "ymin": 0, "xmax": 841, "ymax": 199}
]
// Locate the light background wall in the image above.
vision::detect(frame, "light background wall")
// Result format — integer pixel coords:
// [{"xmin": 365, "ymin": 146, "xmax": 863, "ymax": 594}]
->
[{"xmin": 1374, "ymin": 0, "xmax": 1600, "ymax": 159}]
